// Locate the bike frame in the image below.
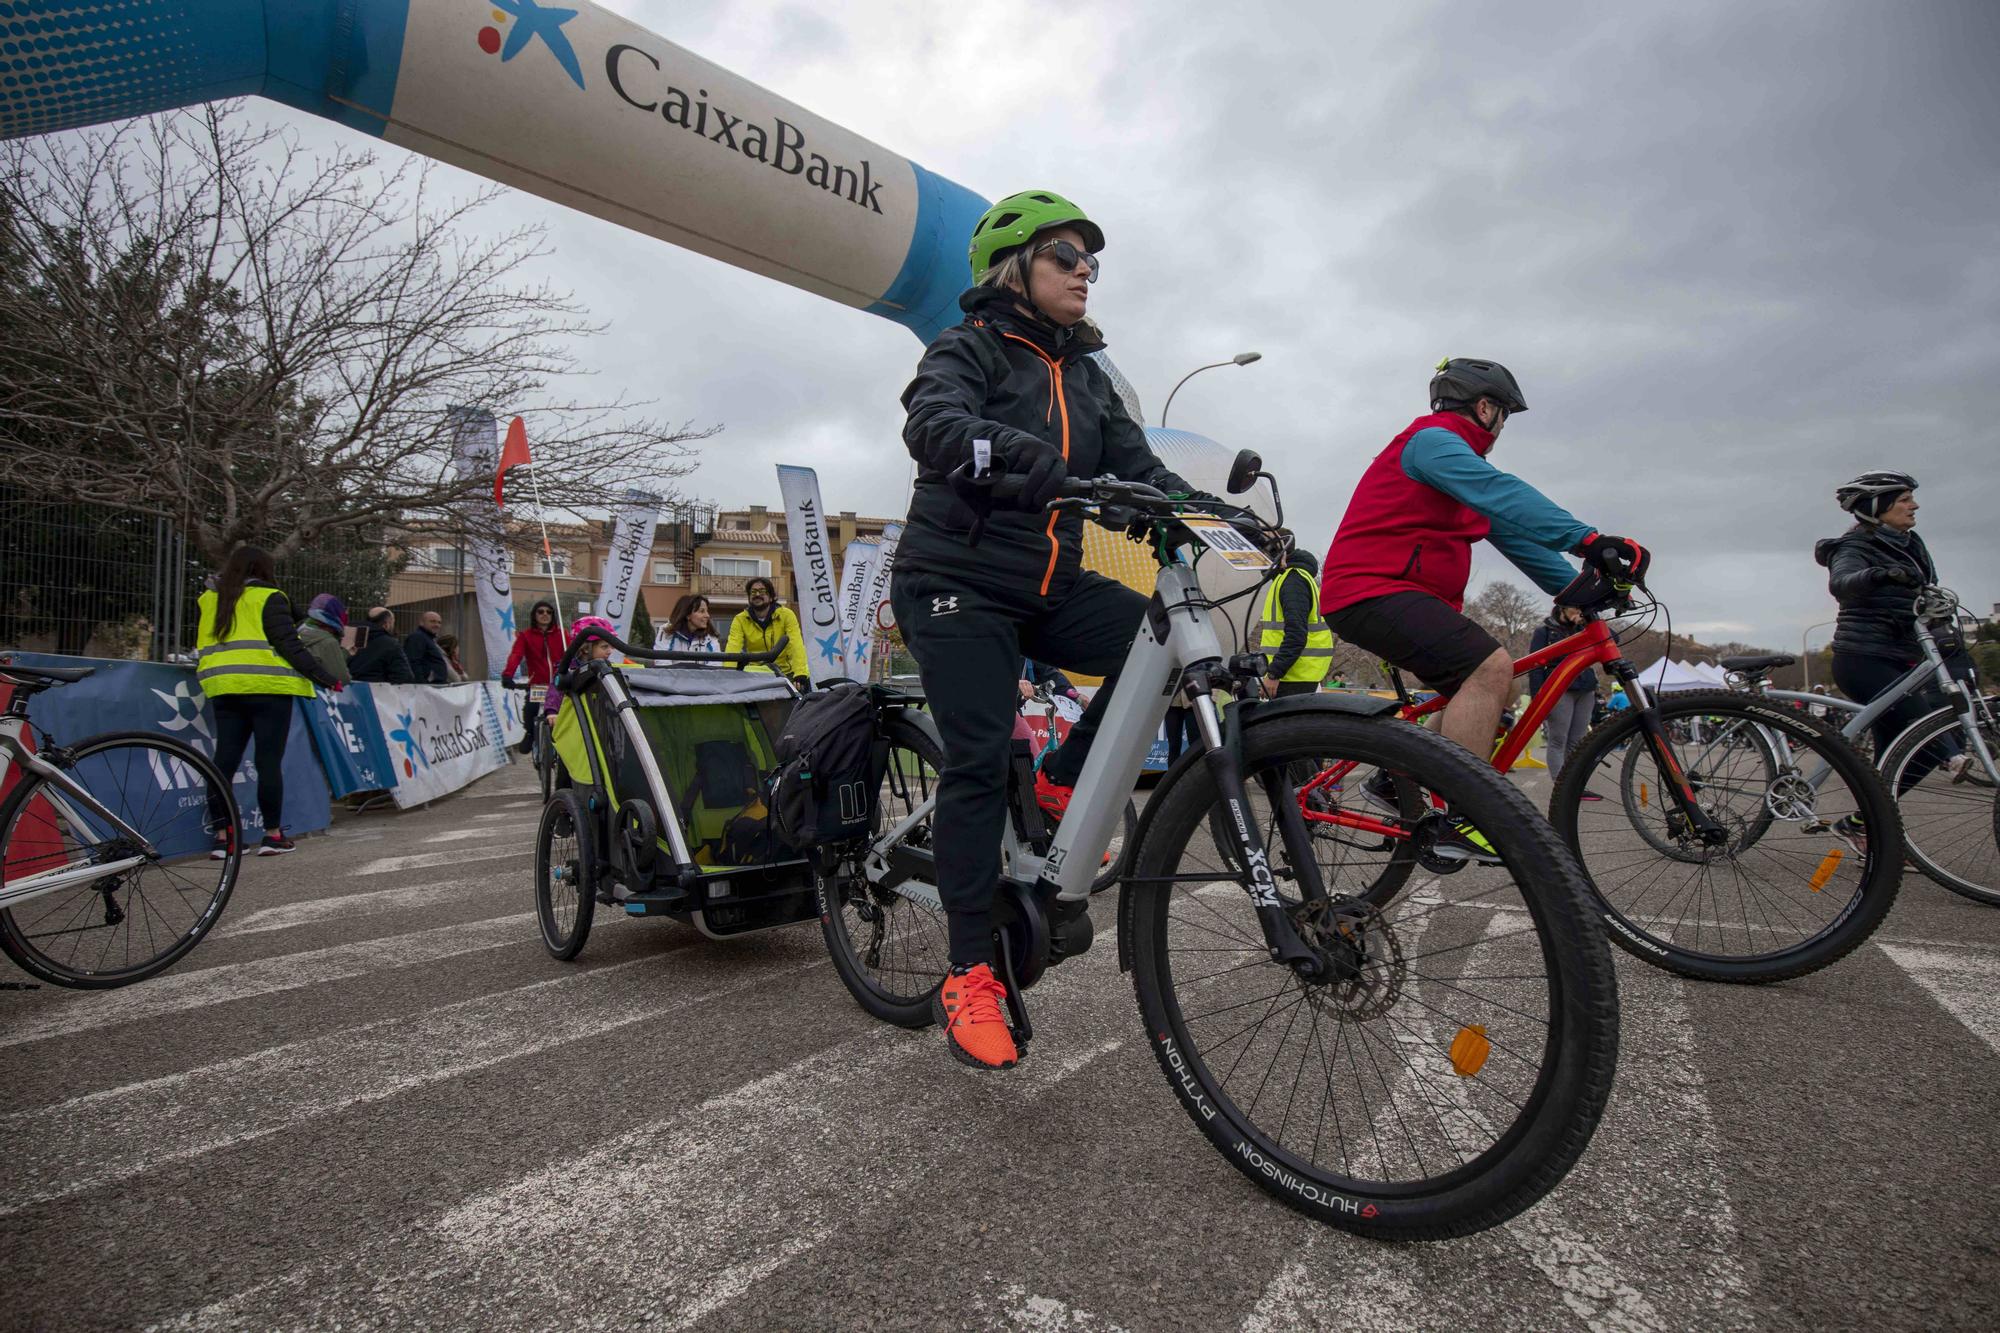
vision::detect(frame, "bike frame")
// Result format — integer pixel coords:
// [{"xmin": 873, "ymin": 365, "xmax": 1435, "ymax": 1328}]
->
[{"xmin": 0, "ymin": 711, "xmax": 157, "ymax": 911}]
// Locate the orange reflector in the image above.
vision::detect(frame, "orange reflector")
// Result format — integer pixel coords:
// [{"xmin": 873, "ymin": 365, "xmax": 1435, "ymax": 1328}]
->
[
  {"xmin": 1449, "ymin": 1025, "xmax": 1491, "ymax": 1077},
  {"xmin": 1639, "ymin": 782, "xmax": 1649, "ymax": 808},
  {"xmin": 1808, "ymin": 847, "xmax": 1845, "ymax": 893}
]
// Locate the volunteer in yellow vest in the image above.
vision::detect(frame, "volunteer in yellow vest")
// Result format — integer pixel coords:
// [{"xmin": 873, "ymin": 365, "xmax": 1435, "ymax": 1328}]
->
[
  {"xmin": 723, "ymin": 576, "xmax": 810, "ymax": 688},
  {"xmin": 1256, "ymin": 547, "xmax": 1335, "ymax": 698},
  {"xmin": 195, "ymin": 546, "xmax": 341, "ymax": 857}
]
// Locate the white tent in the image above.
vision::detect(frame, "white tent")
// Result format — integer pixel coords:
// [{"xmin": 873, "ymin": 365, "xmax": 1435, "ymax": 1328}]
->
[
  {"xmin": 1691, "ymin": 661, "xmax": 1730, "ymax": 686},
  {"xmin": 1636, "ymin": 658, "xmax": 1712, "ymax": 692}
]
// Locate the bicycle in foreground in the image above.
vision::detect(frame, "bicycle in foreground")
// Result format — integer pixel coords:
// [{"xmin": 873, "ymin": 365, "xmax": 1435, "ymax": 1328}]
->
[
  {"xmin": 0, "ymin": 657, "xmax": 241, "ymax": 987},
  {"xmin": 1715, "ymin": 586, "xmax": 1997, "ymax": 906},
  {"xmin": 1018, "ymin": 677, "xmax": 1135, "ymax": 894},
  {"xmin": 816, "ymin": 456, "xmax": 1618, "ymax": 1241},
  {"xmin": 1310, "ymin": 578, "xmax": 1904, "ymax": 984}
]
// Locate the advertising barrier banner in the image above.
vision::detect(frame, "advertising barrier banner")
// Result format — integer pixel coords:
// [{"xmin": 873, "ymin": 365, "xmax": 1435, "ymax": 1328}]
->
[
  {"xmin": 10, "ymin": 654, "xmax": 332, "ymax": 849},
  {"xmin": 368, "ymin": 681, "xmax": 524, "ymax": 809},
  {"xmin": 299, "ymin": 683, "xmax": 399, "ymax": 798},
  {"xmin": 448, "ymin": 406, "xmax": 519, "ymax": 676},
  {"xmin": 776, "ymin": 464, "xmax": 845, "ymax": 682}
]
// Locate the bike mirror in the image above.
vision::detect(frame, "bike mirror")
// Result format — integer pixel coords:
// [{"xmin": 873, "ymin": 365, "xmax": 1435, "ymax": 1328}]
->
[{"xmin": 1226, "ymin": 449, "xmax": 1264, "ymax": 495}]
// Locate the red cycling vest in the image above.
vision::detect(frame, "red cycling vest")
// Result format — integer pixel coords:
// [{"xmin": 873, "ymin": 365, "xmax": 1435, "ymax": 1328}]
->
[{"xmin": 1319, "ymin": 413, "xmax": 1497, "ymax": 616}]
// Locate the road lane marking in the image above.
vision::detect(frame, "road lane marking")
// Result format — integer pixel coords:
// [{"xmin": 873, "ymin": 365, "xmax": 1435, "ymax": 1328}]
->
[
  {"xmin": 222, "ymin": 877, "xmax": 501, "ymax": 937},
  {"xmin": 0, "ymin": 914, "xmax": 533, "ymax": 1049},
  {"xmin": 1879, "ymin": 943, "xmax": 2000, "ymax": 1056},
  {"xmin": 354, "ymin": 846, "xmax": 531, "ymax": 876},
  {"xmin": 0, "ymin": 954, "xmax": 824, "ymax": 1217}
]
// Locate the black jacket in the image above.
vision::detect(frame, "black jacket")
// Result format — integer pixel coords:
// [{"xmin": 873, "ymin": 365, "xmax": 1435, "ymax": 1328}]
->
[
  {"xmin": 350, "ymin": 627, "xmax": 416, "ymax": 684},
  {"xmin": 404, "ymin": 625, "xmax": 450, "ymax": 684},
  {"xmin": 898, "ymin": 287, "xmax": 1191, "ymax": 598},
  {"xmin": 1528, "ymin": 615, "xmax": 1597, "ymax": 694},
  {"xmin": 1814, "ymin": 524, "xmax": 1936, "ymax": 663}
]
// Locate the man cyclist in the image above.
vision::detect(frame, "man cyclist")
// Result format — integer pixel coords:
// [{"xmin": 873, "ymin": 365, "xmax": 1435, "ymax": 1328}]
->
[{"xmin": 1319, "ymin": 357, "xmax": 1648, "ymax": 857}]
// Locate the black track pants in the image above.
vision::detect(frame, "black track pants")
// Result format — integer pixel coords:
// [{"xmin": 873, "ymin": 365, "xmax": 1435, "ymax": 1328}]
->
[
  {"xmin": 1832, "ymin": 651, "xmax": 1968, "ymax": 793},
  {"xmin": 208, "ymin": 694, "xmax": 295, "ymax": 834},
  {"xmin": 892, "ymin": 569, "xmax": 1148, "ymax": 967}
]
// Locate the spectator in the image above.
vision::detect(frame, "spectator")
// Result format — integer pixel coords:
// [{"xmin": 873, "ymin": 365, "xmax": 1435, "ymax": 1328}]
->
[
  {"xmin": 194, "ymin": 545, "xmax": 340, "ymax": 856},
  {"xmin": 503, "ymin": 599, "xmax": 567, "ymax": 754},
  {"xmin": 658, "ymin": 594, "xmax": 722, "ymax": 655},
  {"xmin": 436, "ymin": 633, "xmax": 468, "ymax": 683},
  {"xmin": 1527, "ymin": 601, "xmax": 1599, "ymax": 791},
  {"xmin": 298, "ymin": 594, "xmax": 351, "ymax": 687},
  {"xmin": 725, "ymin": 576, "xmax": 809, "ymax": 686},
  {"xmin": 350, "ymin": 607, "xmax": 416, "ymax": 684},
  {"xmin": 404, "ymin": 609, "xmax": 450, "ymax": 684}
]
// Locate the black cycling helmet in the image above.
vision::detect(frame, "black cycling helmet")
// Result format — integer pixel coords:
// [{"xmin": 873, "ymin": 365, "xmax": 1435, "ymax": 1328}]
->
[
  {"xmin": 1430, "ymin": 357, "xmax": 1528, "ymax": 415},
  {"xmin": 1836, "ymin": 470, "xmax": 1917, "ymax": 522}
]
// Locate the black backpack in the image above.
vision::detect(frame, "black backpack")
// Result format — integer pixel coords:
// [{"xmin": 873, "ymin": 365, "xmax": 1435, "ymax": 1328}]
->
[{"xmin": 768, "ymin": 682, "xmax": 880, "ymax": 849}]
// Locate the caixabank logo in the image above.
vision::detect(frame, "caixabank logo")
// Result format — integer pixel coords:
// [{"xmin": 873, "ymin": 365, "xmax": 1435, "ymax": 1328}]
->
[
  {"xmin": 473, "ymin": 0, "xmax": 587, "ymax": 90},
  {"xmin": 466, "ymin": 1, "xmax": 889, "ymax": 217}
]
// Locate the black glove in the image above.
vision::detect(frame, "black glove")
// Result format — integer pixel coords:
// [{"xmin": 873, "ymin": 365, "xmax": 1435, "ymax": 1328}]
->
[
  {"xmin": 1556, "ymin": 566, "xmax": 1619, "ymax": 610},
  {"xmin": 1878, "ymin": 566, "xmax": 1920, "ymax": 587},
  {"xmin": 1012, "ymin": 443, "xmax": 1069, "ymax": 512},
  {"xmin": 1572, "ymin": 531, "xmax": 1651, "ymax": 584}
]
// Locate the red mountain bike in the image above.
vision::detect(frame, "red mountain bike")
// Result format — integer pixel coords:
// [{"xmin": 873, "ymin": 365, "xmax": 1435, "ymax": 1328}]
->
[{"xmin": 1298, "ymin": 588, "xmax": 1901, "ymax": 983}]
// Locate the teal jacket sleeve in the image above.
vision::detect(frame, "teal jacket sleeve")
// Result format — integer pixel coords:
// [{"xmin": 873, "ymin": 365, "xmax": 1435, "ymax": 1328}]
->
[{"xmin": 1402, "ymin": 428, "xmax": 1588, "ymax": 596}]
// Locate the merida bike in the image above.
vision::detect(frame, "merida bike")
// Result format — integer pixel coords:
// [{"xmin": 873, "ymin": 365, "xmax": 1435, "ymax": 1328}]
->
[
  {"xmin": 0, "ymin": 658, "xmax": 241, "ymax": 987},
  {"xmin": 816, "ymin": 456, "xmax": 1618, "ymax": 1241}
]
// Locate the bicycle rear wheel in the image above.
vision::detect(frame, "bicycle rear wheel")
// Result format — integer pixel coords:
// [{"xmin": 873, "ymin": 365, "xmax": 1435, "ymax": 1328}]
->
[
  {"xmin": 1551, "ymin": 691, "xmax": 1901, "ymax": 982},
  {"xmin": 1126, "ymin": 711, "xmax": 1618, "ymax": 1240},
  {"xmin": 0, "ymin": 733, "xmax": 239, "ymax": 988},
  {"xmin": 819, "ymin": 714, "xmax": 951, "ymax": 1027},
  {"xmin": 1880, "ymin": 700, "xmax": 2000, "ymax": 906}
]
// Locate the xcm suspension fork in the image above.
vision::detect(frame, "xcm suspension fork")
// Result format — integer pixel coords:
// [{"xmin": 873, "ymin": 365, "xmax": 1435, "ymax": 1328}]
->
[{"xmin": 1190, "ymin": 684, "xmax": 1325, "ymax": 977}]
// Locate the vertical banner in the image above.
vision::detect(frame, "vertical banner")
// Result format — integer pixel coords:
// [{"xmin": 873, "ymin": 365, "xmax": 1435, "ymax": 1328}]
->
[
  {"xmin": 447, "ymin": 406, "xmax": 518, "ymax": 677},
  {"xmin": 834, "ymin": 538, "xmax": 881, "ymax": 681},
  {"xmin": 597, "ymin": 488, "xmax": 662, "ymax": 641},
  {"xmin": 849, "ymin": 522, "xmax": 902, "ymax": 682},
  {"xmin": 775, "ymin": 464, "xmax": 845, "ymax": 682}
]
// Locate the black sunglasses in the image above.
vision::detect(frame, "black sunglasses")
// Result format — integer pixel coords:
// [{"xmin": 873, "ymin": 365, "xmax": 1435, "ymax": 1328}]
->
[{"xmin": 1034, "ymin": 238, "xmax": 1100, "ymax": 283}]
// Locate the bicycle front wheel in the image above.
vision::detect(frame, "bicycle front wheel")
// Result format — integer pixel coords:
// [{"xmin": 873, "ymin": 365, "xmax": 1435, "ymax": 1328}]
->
[
  {"xmin": 1880, "ymin": 700, "xmax": 2000, "ymax": 906},
  {"xmin": 0, "ymin": 733, "xmax": 239, "ymax": 988},
  {"xmin": 1552, "ymin": 691, "xmax": 1902, "ymax": 982},
  {"xmin": 1126, "ymin": 710, "xmax": 1618, "ymax": 1241}
]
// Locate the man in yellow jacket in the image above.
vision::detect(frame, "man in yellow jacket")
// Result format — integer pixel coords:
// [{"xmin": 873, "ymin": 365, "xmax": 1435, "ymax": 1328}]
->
[{"xmin": 725, "ymin": 576, "xmax": 810, "ymax": 687}]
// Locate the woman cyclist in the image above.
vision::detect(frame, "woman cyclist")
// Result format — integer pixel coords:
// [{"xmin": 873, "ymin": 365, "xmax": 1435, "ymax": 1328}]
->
[
  {"xmin": 893, "ymin": 190, "xmax": 1202, "ymax": 1071},
  {"xmin": 1816, "ymin": 471, "xmax": 1985, "ymax": 788}
]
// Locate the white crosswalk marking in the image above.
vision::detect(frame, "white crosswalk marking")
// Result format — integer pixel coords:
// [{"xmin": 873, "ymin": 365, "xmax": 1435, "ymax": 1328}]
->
[
  {"xmin": 0, "ymin": 914, "xmax": 532, "ymax": 1048},
  {"xmin": 0, "ymin": 954, "xmax": 824, "ymax": 1216},
  {"xmin": 1879, "ymin": 943, "xmax": 2000, "ymax": 1056},
  {"xmin": 222, "ymin": 876, "xmax": 499, "ymax": 936},
  {"xmin": 354, "ymin": 845, "xmax": 531, "ymax": 876}
]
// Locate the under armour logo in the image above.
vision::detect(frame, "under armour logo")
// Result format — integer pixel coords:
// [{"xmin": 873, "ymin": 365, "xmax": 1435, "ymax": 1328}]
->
[{"xmin": 931, "ymin": 596, "xmax": 959, "ymax": 615}]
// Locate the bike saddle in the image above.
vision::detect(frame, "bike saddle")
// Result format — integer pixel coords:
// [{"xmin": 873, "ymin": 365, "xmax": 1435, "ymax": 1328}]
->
[
  {"xmin": 0, "ymin": 662, "xmax": 96, "ymax": 687},
  {"xmin": 1719, "ymin": 653, "xmax": 1794, "ymax": 674}
]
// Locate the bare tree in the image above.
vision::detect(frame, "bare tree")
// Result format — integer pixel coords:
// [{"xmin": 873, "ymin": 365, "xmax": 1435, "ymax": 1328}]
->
[
  {"xmin": 0, "ymin": 104, "xmax": 712, "ymax": 564},
  {"xmin": 1468, "ymin": 580, "xmax": 1542, "ymax": 655}
]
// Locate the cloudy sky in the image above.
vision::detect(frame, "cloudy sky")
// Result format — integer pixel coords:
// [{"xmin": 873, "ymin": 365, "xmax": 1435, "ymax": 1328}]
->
[{"xmin": 257, "ymin": 0, "xmax": 1995, "ymax": 650}]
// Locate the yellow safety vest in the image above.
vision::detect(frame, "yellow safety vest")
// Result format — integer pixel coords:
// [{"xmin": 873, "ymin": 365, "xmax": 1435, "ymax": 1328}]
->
[
  {"xmin": 1257, "ymin": 568, "xmax": 1336, "ymax": 683},
  {"xmin": 195, "ymin": 586, "xmax": 314, "ymax": 698}
]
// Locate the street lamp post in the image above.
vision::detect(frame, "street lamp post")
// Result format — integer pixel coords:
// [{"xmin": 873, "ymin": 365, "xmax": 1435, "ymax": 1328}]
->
[
  {"xmin": 1160, "ymin": 352, "xmax": 1262, "ymax": 428},
  {"xmin": 1801, "ymin": 619, "xmax": 1836, "ymax": 690}
]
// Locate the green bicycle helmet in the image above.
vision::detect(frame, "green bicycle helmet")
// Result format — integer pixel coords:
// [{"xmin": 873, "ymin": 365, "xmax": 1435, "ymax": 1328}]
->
[{"xmin": 967, "ymin": 190, "xmax": 1105, "ymax": 281}]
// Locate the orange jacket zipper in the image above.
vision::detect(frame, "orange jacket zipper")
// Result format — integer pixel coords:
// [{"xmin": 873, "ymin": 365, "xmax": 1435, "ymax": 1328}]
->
[{"xmin": 999, "ymin": 332, "xmax": 1071, "ymax": 595}]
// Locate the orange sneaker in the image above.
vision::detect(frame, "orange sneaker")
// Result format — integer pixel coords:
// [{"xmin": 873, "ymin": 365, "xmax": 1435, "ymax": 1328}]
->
[
  {"xmin": 1034, "ymin": 771, "xmax": 1073, "ymax": 818},
  {"xmin": 933, "ymin": 964, "xmax": 1020, "ymax": 1070}
]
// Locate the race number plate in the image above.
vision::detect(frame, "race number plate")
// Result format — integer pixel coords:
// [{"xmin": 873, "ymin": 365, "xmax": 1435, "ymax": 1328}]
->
[
  {"xmin": 1181, "ymin": 518, "xmax": 1273, "ymax": 570},
  {"xmin": 527, "ymin": 686, "xmax": 547, "ymax": 705}
]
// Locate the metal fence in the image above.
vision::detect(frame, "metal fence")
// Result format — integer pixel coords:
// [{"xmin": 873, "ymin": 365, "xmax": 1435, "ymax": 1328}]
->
[{"xmin": 0, "ymin": 491, "xmax": 395, "ymax": 663}]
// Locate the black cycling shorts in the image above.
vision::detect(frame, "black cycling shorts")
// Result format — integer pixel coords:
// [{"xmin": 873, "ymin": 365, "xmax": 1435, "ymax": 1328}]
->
[{"xmin": 1325, "ymin": 590, "xmax": 1501, "ymax": 697}]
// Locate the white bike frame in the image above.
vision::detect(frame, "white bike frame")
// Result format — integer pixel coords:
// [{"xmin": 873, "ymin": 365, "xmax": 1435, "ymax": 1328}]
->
[{"xmin": 0, "ymin": 714, "xmax": 156, "ymax": 912}]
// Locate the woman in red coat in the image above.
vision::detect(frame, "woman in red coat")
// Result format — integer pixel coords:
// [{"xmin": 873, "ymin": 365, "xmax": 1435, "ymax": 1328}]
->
[{"xmin": 502, "ymin": 600, "xmax": 566, "ymax": 754}]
